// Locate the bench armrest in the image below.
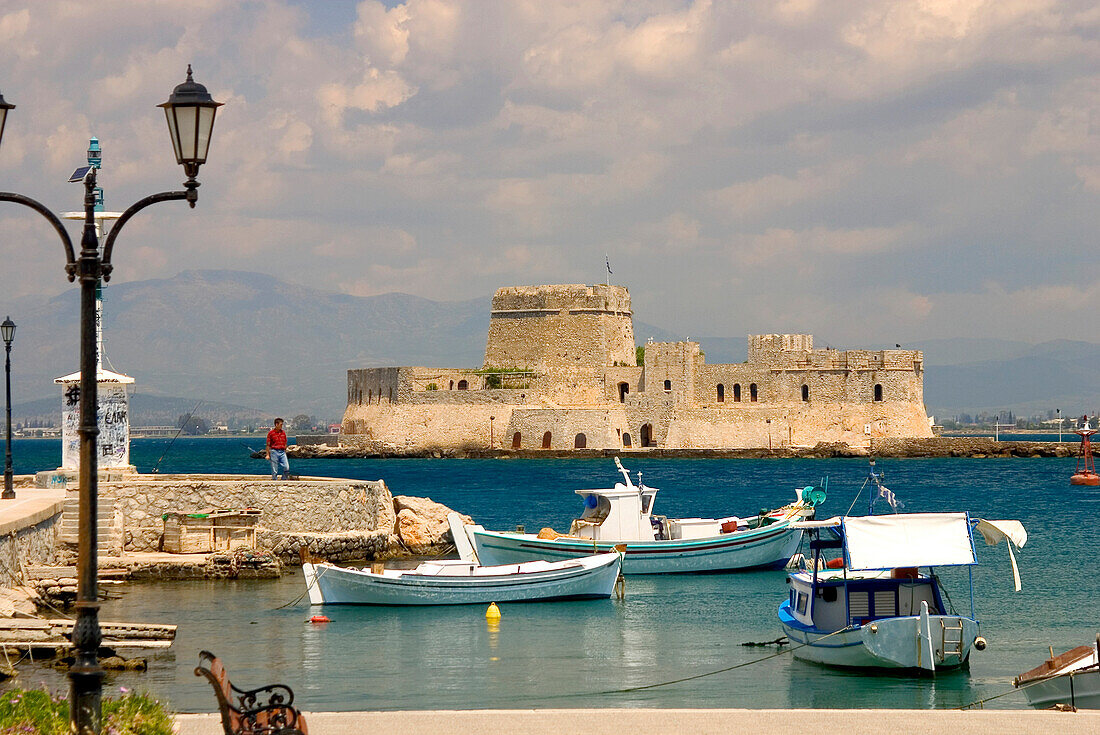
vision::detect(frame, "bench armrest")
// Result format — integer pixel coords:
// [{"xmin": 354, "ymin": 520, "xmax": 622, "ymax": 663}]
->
[{"xmin": 233, "ymin": 682, "xmax": 295, "ymax": 712}]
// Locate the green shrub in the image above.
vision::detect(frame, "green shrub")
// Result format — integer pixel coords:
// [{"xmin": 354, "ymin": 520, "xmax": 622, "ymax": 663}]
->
[{"xmin": 0, "ymin": 687, "xmax": 174, "ymax": 735}]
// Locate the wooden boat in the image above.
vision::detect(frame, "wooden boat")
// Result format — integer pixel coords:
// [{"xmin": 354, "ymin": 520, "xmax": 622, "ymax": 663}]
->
[
  {"xmin": 301, "ymin": 551, "xmax": 622, "ymax": 606},
  {"xmin": 778, "ymin": 512, "xmax": 1027, "ymax": 672},
  {"xmin": 1014, "ymin": 636, "xmax": 1100, "ymax": 709},
  {"xmin": 462, "ymin": 458, "xmax": 823, "ymax": 574}
]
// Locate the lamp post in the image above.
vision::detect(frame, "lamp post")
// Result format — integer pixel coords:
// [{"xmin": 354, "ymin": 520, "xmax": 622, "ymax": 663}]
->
[
  {"xmin": 0, "ymin": 66, "xmax": 221, "ymax": 735},
  {"xmin": 2, "ymin": 315, "xmax": 14, "ymax": 500}
]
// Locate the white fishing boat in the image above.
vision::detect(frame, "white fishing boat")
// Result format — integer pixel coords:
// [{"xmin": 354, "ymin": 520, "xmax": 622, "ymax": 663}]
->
[
  {"xmin": 463, "ymin": 458, "xmax": 823, "ymax": 574},
  {"xmin": 302, "ymin": 551, "xmax": 622, "ymax": 606},
  {"xmin": 778, "ymin": 512, "xmax": 1027, "ymax": 672},
  {"xmin": 1014, "ymin": 637, "xmax": 1100, "ymax": 709}
]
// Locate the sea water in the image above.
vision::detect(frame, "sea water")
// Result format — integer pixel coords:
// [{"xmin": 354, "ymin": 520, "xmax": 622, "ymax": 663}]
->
[{"xmin": 5, "ymin": 438, "xmax": 1097, "ymax": 711}]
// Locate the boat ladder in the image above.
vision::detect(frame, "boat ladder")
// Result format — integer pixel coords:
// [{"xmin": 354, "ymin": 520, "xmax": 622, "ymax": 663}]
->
[{"xmin": 940, "ymin": 619, "xmax": 964, "ymax": 657}]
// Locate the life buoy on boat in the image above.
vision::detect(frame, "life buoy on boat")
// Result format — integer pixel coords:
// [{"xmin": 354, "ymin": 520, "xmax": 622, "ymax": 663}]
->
[{"xmin": 825, "ymin": 557, "xmax": 845, "ymax": 569}]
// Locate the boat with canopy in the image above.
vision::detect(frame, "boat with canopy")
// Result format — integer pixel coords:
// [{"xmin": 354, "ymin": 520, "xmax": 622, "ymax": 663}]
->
[{"xmin": 778, "ymin": 512, "xmax": 1027, "ymax": 672}]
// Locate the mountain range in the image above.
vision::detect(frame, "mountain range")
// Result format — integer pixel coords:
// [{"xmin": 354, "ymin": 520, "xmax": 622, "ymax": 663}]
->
[{"xmin": 2, "ymin": 269, "xmax": 1095, "ymax": 424}]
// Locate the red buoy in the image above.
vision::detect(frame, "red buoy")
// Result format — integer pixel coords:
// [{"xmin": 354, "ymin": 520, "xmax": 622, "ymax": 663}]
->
[
  {"xmin": 309, "ymin": 615, "xmax": 331, "ymax": 624},
  {"xmin": 1070, "ymin": 416, "xmax": 1100, "ymax": 486}
]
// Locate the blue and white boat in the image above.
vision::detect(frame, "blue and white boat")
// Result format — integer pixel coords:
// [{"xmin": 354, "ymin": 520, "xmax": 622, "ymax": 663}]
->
[
  {"xmin": 464, "ymin": 458, "xmax": 823, "ymax": 574},
  {"xmin": 302, "ymin": 551, "xmax": 622, "ymax": 606},
  {"xmin": 778, "ymin": 512, "xmax": 1026, "ymax": 672}
]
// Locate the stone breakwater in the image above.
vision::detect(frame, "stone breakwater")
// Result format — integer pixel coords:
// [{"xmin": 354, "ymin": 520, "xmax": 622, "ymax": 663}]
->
[
  {"xmin": 99, "ymin": 475, "xmax": 469, "ymax": 564},
  {"xmin": 287, "ymin": 437, "xmax": 1084, "ymax": 459}
]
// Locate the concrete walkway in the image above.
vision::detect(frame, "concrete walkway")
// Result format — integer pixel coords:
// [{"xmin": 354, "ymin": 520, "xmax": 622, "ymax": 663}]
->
[
  {"xmin": 175, "ymin": 708, "xmax": 1100, "ymax": 735},
  {"xmin": 0, "ymin": 486, "xmax": 64, "ymax": 535}
]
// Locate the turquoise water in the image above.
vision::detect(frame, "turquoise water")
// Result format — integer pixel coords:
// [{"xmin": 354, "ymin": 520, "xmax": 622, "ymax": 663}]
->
[{"xmin": 6, "ymin": 439, "xmax": 1097, "ymax": 711}]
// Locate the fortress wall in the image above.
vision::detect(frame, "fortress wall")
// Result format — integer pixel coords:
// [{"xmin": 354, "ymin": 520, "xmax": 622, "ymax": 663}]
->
[
  {"xmin": 506, "ymin": 407, "xmax": 630, "ymax": 450},
  {"xmin": 641, "ymin": 341, "xmax": 701, "ymax": 400},
  {"xmin": 484, "ymin": 284, "xmax": 635, "ymax": 370},
  {"xmin": 347, "ymin": 368, "xmax": 402, "ymax": 407},
  {"xmin": 342, "ymin": 403, "xmax": 513, "ymax": 451},
  {"xmin": 603, "ymin": 366, "xmax": 644, "ymax": 404}
]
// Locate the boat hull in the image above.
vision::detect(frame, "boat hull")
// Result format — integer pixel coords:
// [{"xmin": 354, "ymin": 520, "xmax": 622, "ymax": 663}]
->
[
  {"xmin": 779, "ymin": 601, "xmax": 977, "ymax": 671},
  {"xmin": 1020, "ymin": 670, "xmax": 1100, "ymax": 709},
  {"xmin": 470, "ymin": 523, "xmax": 802, "ymax": 574},
  {"xmin": 302, "ymin": 554, "xmax": 621, "ymax": 606}
]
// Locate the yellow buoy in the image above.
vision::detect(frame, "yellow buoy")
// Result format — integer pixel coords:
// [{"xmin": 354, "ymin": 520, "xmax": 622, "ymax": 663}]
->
[{"xmin": 486, "ymin": 602, "xmax": 501, "ymax": 620}]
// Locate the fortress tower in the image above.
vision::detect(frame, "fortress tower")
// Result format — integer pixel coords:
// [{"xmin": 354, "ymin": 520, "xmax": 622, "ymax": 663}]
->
[{"xmin": 483, "ymin": 284, "xmax": 635, "ymax": 371}]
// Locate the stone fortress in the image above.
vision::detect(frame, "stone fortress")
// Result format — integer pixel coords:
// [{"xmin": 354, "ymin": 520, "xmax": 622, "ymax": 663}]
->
[{"xmin": 340, "ymin": 284, "xmax": 934, "ymax": 453}]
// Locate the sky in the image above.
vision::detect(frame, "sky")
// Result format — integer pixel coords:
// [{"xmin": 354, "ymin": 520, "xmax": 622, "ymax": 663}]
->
[{"xmin": 1, "ymin": 0, "xmax": 1099, "ymax": 346}]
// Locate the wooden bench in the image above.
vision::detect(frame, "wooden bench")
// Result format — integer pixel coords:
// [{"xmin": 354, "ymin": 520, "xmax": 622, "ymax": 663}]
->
[{"xmin": 195, "ymin": 650, "xmax": 308, "ymax": 735}]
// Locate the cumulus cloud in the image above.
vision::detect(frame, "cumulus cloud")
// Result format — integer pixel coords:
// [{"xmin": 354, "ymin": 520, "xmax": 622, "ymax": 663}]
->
[{"xmin": 0, "ymin": 0, "xmax": 1098, "ymax": 347}]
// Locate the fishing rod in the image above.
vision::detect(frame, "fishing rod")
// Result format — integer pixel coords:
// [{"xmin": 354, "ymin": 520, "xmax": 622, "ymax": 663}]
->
[{"xmin": 151, "ymin": 399, "xmax": 202, "ymax": 474}]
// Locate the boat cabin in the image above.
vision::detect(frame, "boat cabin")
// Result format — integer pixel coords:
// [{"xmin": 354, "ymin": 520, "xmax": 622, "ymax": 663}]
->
[
  {"xmin": 786, "ymin": 569, "xmax": 945, "ymax": 630},
  {"xmin": 786, "ymin": 513, "xmax": 979, "ymax": 632},
  {"xmin": 571, "ymin": 484, "xmax": 659, "ymax": 541}
]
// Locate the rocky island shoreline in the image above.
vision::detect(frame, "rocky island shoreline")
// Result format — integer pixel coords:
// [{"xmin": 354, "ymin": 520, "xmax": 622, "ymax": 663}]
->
[{"xmin": 284, "ymin": 436, "xmax": 1085, "ymax": 460}]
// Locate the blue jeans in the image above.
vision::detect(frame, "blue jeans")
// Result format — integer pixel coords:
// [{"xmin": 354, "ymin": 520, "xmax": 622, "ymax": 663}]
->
[{"xmin": 269, "ymin": 448, "xmax": 289, "ymax": 479}]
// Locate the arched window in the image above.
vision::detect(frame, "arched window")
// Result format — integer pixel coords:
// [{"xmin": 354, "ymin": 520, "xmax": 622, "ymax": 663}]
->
[
  {"xmin": 574, "ymin": 433, "xmax": 587, "ymax": 449},
  {"xmin": 750, "ymin": 383, "xmax": 758, "ymax": 402},
  {"xmin": 623, "ymin": 433, "xmax": 632, "ymax": 448},
  {"xmin": 542, "ymin": 431, "xmax": 552, "ymax": 449},
  {"xmin": 368, "ymin": 389, "xmax": 373, "ymax": 404},
  {"xmin": 512, "ymin": 432, "xmax": 522, "ymax": 449},
  {"xmin": 457, "ymin": 380, "xmax": 468, "ymax": 390},
  {"xmin": 874, "ymin": 384, "xmax": 883, "ymax": 402},
  {"xmin": 801, "ymin": 384, "xmax": 809, "ymax": 402},
  {"xmin": 641, "ymin": 423, "xmax": 655, "ymax": 447},
  {"xmin": 449, "ymin": 380, "xmax": 454, "ymax": 390},
  {"xmin": 618, "ymin": 382, "xmax": 629, "ymax": 403},
  {"xmin": 388, "ymin": 388, "xmax": 393, "ymax": 402},
  {"xmin": 717, "ymin": 384, "xmax": 725, "ymax": 403},
  {"xmin": 733, "ymin": 384, "xmax": 741, "ymax": 402},
  {"xmin": 663, "ymin": 379, "xmax": 671, "ymax": 391}
]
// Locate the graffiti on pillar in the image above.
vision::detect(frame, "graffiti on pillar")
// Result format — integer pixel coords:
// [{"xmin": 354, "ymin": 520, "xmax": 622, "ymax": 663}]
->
[{"xmin": 59, "ymin": 381, "xmax": 131, "ymax": 470}]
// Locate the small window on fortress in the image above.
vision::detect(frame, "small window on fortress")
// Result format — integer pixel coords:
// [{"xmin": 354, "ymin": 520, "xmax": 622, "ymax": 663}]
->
[
  {"xmin": 512, "ymin": 432, "xmax": 521, "ymax": 449},
  {"xmin": 618, "ymin": 382, "xmax": 629, "ymax": 403},
  {"xmin": 733, "ymin": 384, "xmax": 741, "ymax": 402},
  {"xmin": 717, "ymin": 384, "xmax": 725, "ymax": 403},
  {"xmin": 457, "ymin": 380, "xmax": 468, "ymax": 390},
  {"xmin": 368, "ymin": 390, "xmax": 373, "ymax": 404},
  {"xmin": 801, "ymin": 384, "xmax": 809, "ymax": 402},
  {"xmin": 623, "ymin": 433, "xmax": 632, "ymax": 448},
  {"xmin": 574, "ymin": 433, "xmax": 587, "ymax": 449},
  {"xmin": 542, "ymin": 431, "xmax": 552, "ymax": 449},
  {"xmin": 449, "ymin": 380, "xmax": 454, "ymax": 390},
  {"xmin": 874, "ymin": 384, "xmax": 883, "ymax": 402},
  {"xmin": 388, "ymin": 388, "xmax": 393, "ymax": 402},
  {"xmin": 641, "ymin": 423, "xmax": 655, "ymax": 447},
  {"xmin": 750, "ymin": 384, "xmax": 758, "ymax": 402},
  {"xmin": 663, "ymin": 379, "xmax": 671, "ymax": 391}
]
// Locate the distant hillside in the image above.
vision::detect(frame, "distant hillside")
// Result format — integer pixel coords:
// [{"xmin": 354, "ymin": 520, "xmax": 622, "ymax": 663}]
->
[
  {"xmin": 3, "ymin": 269, "xmax": 1097, "ymax": 420},
  {"xmin": 13, "ymin": 393, "xmax": 272, "ymax": 430}
]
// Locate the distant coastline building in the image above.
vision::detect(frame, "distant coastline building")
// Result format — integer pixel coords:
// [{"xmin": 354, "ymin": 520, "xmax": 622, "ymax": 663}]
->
[{"xmin": 340, "ymin": 284, "xmax": 933, "ymax": 452}]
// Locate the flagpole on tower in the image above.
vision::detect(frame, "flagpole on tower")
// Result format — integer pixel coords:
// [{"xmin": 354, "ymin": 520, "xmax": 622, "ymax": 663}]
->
[{"xmin": 605, "ymin": 254, "xmax": 612, "ymax": 287}]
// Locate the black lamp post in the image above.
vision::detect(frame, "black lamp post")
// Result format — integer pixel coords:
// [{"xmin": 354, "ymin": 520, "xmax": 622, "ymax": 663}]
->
[
  {"xmin": 2, "ymin": 315, "xmax": 14, "ymax": 500},
  {"xmin": 0, "ymin": 66, "xmax": 221, "ymax": 735}
]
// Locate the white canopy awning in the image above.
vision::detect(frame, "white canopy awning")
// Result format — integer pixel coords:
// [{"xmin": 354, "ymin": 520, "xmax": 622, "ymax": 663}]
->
[{"xmin": 842, "ymin": 512, "xmax": 976, "ymax": 570}]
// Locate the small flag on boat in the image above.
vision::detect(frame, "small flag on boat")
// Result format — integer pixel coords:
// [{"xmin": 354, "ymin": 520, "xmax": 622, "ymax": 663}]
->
[{"xmin": 876, "ymin": 484, "xmax": 902, "ymax": 512}]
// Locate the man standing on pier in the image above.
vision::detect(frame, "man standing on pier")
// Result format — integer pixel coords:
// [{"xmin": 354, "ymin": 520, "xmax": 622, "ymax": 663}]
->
[{"xmin": 266, "ymin": 417, "xmax": 290, "ymax": 480}]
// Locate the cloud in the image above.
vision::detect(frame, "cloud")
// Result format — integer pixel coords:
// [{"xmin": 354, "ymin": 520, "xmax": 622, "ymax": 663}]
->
[{"xmin": 0, "ymin": 0, "xmax": 1099, "ymax": 347}]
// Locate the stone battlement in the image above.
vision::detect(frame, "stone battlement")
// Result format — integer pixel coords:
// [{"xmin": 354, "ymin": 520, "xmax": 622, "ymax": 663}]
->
[{"xmin": 490, "ymin": 284, "xmax": 632, "ymax": 315}]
